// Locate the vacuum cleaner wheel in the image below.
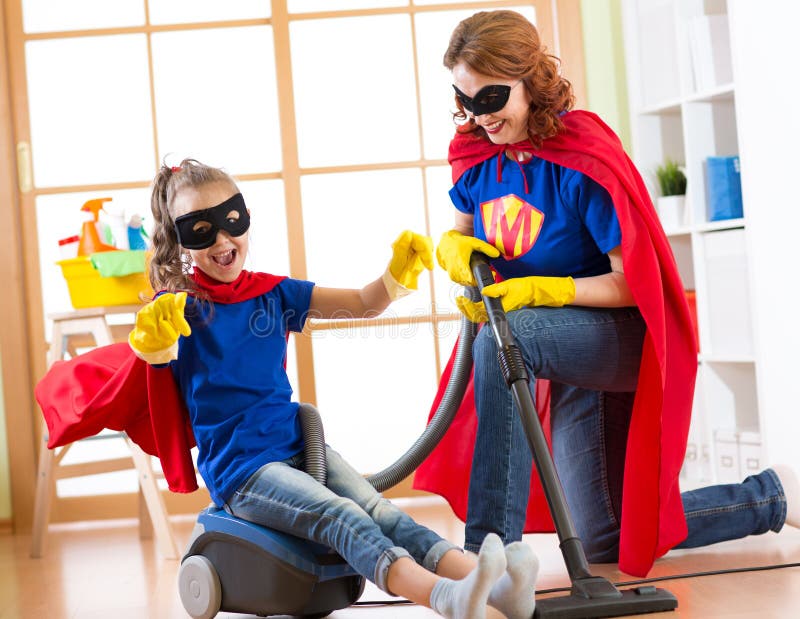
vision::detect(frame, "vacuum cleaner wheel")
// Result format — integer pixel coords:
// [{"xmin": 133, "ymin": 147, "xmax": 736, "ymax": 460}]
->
[{"xmin": 178, "ymin": 555, "xmax": 222, "ymax": 619}]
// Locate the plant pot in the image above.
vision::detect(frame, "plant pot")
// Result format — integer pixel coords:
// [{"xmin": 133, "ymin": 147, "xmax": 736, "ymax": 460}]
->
[{"xmin": 656, "ymin": 195, "xmax": 686, "ymax": 230}]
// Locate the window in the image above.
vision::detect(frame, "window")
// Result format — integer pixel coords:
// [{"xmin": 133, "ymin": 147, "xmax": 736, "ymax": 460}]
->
[{"xmin": 7, "ymin": 1, "xmax": 571, "ymax": 506}]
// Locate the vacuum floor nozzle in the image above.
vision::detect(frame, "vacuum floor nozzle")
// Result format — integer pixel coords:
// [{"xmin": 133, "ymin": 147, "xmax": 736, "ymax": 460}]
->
[{"xmin": 535, "ymin": 583, "xmax": 677, "ymax": 618}]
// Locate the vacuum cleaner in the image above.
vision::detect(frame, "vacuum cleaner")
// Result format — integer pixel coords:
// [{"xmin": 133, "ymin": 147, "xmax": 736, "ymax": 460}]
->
[{"xmin": 468, "ymin": 251, "xmax": 678, "ymax": 618}]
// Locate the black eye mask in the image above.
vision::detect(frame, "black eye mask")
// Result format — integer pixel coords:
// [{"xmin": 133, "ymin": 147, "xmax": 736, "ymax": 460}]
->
[
  {"xmin": 174, "ymin": 193, "xmax": 250, "ymax": 250},
  {"xmin": 453, "ymin": 82, "xmax": 518, "ymax": 116}
]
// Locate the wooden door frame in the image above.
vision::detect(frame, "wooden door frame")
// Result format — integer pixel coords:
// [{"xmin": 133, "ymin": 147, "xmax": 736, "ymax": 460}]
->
[
  {"xmin": 556, "ymin": 0, "xmax": 588, "ymax": 110},
  {"xmin": 1, "ymin": 0, "xmax": 38, "ymax": 533}
]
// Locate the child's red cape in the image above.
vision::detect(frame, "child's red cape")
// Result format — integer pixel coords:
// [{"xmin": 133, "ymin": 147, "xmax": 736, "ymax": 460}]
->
[
  {"xmin": 412, "ymin": 111, "xmax": 697, "ymax": 577},
  {"xmin": 35, "ymin": 269, "xmax": 285, "ymax": 494}
]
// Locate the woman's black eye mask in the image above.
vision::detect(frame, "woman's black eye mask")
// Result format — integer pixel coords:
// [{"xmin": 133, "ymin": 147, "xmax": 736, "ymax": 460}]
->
[
  {"xmin": 174, "ymin": 193, "xmax": 250, "ymax": 249},
  {"xmin": 453, "ymin": 83, "xmax": 514, "ymax": 116}
]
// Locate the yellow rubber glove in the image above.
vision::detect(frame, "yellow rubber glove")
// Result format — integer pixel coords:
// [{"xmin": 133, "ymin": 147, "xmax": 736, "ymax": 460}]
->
[
  {"xmin": 456, "ymin": 276, "xmax": 576, "ymax": 323},
  {"xmin": 128, "ymin": 292, "xmax": 191, "ymax": 364},
  {"xmin": 436, "ymin": 230, "xmax": 500, "ymax": 286},
  {"xmin": 382, "ymin": 230, "xmax": 434, "ymax": 300}
]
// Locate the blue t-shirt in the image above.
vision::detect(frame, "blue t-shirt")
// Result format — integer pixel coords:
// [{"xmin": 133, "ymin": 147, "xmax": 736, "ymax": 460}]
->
[
  {"xmin": 170, "ymin": 277, "xmax": 315, "ymax": 506},
  {"xmin": 449, "ymin": 154, "xmax": 622, "ymax": 279}
]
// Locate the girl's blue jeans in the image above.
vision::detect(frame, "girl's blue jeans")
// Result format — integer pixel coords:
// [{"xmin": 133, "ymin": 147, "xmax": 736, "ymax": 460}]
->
[
  {"xmin": 224, "ymin": 445, "xmax": 458, "ymax": 593},
  {"xmin": 465, "ymin": 305, "xmax": 787, "ymax": 560}
]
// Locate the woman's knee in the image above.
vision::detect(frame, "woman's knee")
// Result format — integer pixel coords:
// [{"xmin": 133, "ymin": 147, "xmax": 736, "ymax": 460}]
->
[
  {"xmin": 473, "ymin": 322, "xmax": 536, "ymax": 381},
  {"xmin": 476, "ymin": 308, "xmax": 547, "ymax": 370},
  {"xmin": 473, "ymin": 325, "xmax": 499, "ymax": 364},
  {"xmin": 582, "ymin": 540, "xmax": 620, "ymax": 564},
  {"xmin": 575, "ymin": 521, "xmax": 621, "ymax": 563}
]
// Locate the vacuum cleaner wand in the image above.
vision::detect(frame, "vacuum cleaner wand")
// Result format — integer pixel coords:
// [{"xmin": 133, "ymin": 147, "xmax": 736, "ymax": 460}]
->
[{"xmin": 469, "ymin": 253, "xmax": 678, "ymax": 619}]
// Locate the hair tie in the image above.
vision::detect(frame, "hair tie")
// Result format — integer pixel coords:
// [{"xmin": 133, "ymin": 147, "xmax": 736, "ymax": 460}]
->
[{"xmin": 171, "ymin": 166, "xmax": 181, "ymax": 173}]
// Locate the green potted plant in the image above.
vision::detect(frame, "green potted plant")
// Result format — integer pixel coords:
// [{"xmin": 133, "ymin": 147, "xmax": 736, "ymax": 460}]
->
[{"xmin": 654, "ymin": 159, "xmax": 688, "ymax": 229}]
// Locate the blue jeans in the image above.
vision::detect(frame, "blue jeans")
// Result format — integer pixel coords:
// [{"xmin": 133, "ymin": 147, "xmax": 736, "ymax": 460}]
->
[
  {"xmin": 224, "ymin": 445, "xmax": 458, "ymax": 593},
  {"xmin": 465, "ymin": 305, "xmax": 787, "ymax": 560}
]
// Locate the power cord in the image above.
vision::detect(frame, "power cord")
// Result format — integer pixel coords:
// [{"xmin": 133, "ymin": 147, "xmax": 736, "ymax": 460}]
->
[
  {"xmin": 535, "ymin": 560, "xmax": 800, "ymax": 595},
  {"xmin": 353, "ymin": 560, "xmax": 800, "ymax": 606}
]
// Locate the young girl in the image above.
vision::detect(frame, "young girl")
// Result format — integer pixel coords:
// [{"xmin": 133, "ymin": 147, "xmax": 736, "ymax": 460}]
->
[{"xmin": 129, "ymin": 159, "xmax": 539, "ymax": 619}]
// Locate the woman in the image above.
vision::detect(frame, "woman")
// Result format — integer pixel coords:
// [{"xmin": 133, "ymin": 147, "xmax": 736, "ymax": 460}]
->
[{"xmin": 413, "ymin": 10, "xmax": 797, "ymax": 577}]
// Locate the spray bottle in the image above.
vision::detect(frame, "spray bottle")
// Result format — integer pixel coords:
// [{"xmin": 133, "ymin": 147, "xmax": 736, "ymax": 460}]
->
[
  {"xmin": 78, "ymin": 197, "xmax": 118, "ymax": 256},
  {"xmin": 102, "ymin": 201, "xmax": 129, "ymax": 250},
  {"xmin": 127, "ymin": 214, "xmax": 149, "ymax": 251}
]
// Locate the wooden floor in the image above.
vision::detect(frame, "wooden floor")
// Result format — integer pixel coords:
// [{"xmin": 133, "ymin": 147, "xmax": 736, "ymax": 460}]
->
[{"xmin": 2, "ymin": 495, "xmax": 800, "ymax": 618}]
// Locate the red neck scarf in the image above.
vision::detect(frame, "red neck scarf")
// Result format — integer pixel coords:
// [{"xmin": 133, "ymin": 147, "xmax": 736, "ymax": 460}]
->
[{"xmin": 191, "ymin": 268, "xmax": 285, "ymax": 304}]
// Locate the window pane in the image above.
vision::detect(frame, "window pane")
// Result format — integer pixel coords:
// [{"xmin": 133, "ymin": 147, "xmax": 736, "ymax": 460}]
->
[
  {"xmin": 36, "ymin": 189, "xmax": 152, "ymax": 326},
  {"xmin": 416, "ymin": 6, "xmax": 538, "ymax": 160},
  {"xmin": 239, "ymin": 179, "xmax": 291, "ymax": 277},
  {"xmin": 291, "ymin": 15, "xmax": 419, "ymax": 167},
  {"xmin": 26, "ymin": 35, "xmax": 155, "ymax": 187},
  {"xmin": 151, "ymin": 27, "xmax": 282, "ymax": 174},
  {"xmin": 311, "ymin": 325, "xmax": 438, "ymax": 473},
  {"xmin": 148, "ymin": 0, "xmax": 270, "ymax": 25},
  {"xmin": 22, "ymin": 0, "xmax": 144, "ymax": 33},
  {"xmin": 288, "ymin": 0, "xmax": 405, "ymax": 12},
  {"xmin": 301, "ymin": 169, "xmax": 431, "ymax": 316},
  {"xmin": 414, "ymin": 9, "xmax": 477, "ymax": 161},
  {"xmin": 425, "ymin": 165, "xmax": 464, "ymax": 312}
]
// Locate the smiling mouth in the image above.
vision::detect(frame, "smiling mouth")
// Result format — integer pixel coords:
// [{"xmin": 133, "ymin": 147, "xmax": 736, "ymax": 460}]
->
[
  {"xmin": 484, "ymin": 119, "xmax": 505, "ymax": 133},
  {"xmin": 212, "ymin": 249, "xmax": 236, "ymax": 267}
]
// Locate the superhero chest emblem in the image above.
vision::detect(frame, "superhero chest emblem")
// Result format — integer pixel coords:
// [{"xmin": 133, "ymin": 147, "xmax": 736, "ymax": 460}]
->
[{"xmin": 479, "ymin": 194, "xmax": 544, "ymax": 259}]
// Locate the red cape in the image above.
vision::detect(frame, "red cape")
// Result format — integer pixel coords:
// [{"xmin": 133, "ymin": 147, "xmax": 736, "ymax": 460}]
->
[
  {"xmin": 413, "ymin": 111, "xmax": 697, "ymax": 576},
  {"xmin": 35, "ymin": 269, "xmax": 286, "ymax": 494}
]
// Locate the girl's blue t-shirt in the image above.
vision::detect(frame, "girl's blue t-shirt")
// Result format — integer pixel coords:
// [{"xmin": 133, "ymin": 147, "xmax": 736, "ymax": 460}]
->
[
  {"xmin": 170, "ymin": 277, "xmax": 314, "ymax": 506},
  {"xmin": 449, "ymin": 154, "xmax": 622, "ymax": 279}
]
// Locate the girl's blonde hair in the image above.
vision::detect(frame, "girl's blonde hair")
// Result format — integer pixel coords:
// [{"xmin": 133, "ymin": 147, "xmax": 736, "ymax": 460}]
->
[
  {"xmin": 148, "ymin": 158, "xmax": 238, "ymax": 294},
  {"xmin": 443, "ymin": 10, "xmax": 575, "ymax": 148}
]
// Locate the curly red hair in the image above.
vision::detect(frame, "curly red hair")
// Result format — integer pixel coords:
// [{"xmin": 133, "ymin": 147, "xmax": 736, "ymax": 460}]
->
[{"xmin": 443, "ymin": 10, "xmax": 574, "ymax": 148}]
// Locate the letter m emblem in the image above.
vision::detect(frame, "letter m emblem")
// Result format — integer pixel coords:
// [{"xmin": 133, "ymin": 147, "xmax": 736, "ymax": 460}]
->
[{"xmin": 479, "ymin": 194, "xmax": 543, "ymax": 259}]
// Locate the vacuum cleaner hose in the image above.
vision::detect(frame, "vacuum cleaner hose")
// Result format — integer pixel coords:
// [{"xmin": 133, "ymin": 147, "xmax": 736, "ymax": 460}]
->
[
  {"xmin": 367, "ymin": 288, "xmax": 480, "ymax": 493},
  {"xmin": 299, "ymin": 288, "xmax": 479, "ymax": 494},
  {"xmin": 298, "ymin": 403, "xmax": 327, "ymax": 486}
]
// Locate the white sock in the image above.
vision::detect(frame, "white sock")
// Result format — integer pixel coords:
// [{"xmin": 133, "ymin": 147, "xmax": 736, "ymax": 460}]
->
[
  {"xmin": 772, "ymin": 464, "xmax": 800, "ymax": 528},
  {"xmin": 430, "ymin": 533, "xmax": 506, "ymax": 619},
  {"xmin": 488, "ymin": 542, "xmax": 539, "ymax": 619}
]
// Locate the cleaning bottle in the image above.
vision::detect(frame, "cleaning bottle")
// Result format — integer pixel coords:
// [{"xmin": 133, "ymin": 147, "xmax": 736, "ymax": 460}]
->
[
  {"xmin": 102, "ymin": 201, "xmax": 129, "ymax": 250},
  {"xmin": 78, "ymin": 197, "xmax": 118, "ymax": 256},
  {"xmin": 127, "ymin": 214, "xmax": 149, "ymax": 251}
]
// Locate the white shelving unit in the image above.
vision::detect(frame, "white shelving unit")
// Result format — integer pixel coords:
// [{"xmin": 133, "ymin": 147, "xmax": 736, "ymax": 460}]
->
[{"xmin": 622, "ymin": 0, "xmax": 762, "ymax": 486}]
